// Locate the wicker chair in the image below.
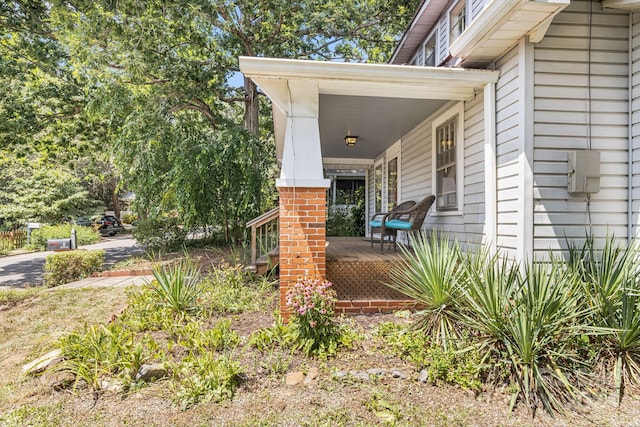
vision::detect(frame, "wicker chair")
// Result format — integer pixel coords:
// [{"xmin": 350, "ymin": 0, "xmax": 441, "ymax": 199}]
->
[
  {"xmin": 380, "ymin": 195, "xmax": 436, "ymax": 251},
  {"xmin": 369, "ymin": 200, "xmax": 416, "ymax": 251}
]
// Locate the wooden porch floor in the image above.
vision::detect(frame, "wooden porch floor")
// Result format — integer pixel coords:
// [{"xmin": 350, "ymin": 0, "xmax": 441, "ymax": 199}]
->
[
  {"xmin": 326, "ymin": 237, "xmax": 406, "ymax": 262},
  {"xmin": 325, "ymin": 237, "xmax": 409, "ymax": 301}
]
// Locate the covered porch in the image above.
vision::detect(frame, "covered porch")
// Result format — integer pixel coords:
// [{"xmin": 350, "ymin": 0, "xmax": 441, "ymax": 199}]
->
[
  {"xmin": 325, "ymin": 237, "xmax": 414, "ymax": 313},
  {"xmin": 239, "ymin": 57, "xmax": 499, "ymax": 319}
]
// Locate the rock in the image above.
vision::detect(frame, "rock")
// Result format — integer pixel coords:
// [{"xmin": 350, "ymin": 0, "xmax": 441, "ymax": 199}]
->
[
  {"xmin": 418, "ymin": 369, "xmax": 429, "ymax": 383},
  {"xmin": 332, "ymin": 371, "xmax": 348, "ymax": 380},
  {"xmin": 22, "ymin": 349, "xmax": 63, "ymax": 376},
  {"xmin": 391, "ymin": 369, "xmax": 407, "ymax": 379},
  {"xmin": 100, "ymin": 379, "xmax": 123, "ymax": 393},
  {"xmin": 350, "ymin": 370, "xmax": 370, "ymax": 382},
  {"xmin": 304, "ymin": 367, "xmax": 319, "ymax": 385},
  {"xmin": 285, "ymin": 371, "xmax": 305, "ymax": 386},
  {"xmin": 135, "ymin": 363, "xmax": 167, "ymax": 382},
  {"xmin": 367, "ymin": 368, "xmax": 387, "ymax": 376},
  {"xmin": 40, "ymin": 370, "xmax": 75, "ymax": 391}
]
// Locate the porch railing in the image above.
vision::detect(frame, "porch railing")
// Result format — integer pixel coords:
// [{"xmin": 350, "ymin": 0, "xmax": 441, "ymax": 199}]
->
[{"xmin": 246, "ymin": 207, "xmax": 279, "ymax": 264}]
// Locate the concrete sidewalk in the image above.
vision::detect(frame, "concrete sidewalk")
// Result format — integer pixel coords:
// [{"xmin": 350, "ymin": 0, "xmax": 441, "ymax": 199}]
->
[{"xmin": 58, "ymin": 275, "xmax": 153, "ymax": 290}]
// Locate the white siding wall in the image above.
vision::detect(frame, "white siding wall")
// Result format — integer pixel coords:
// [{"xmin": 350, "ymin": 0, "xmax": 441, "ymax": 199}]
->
[
  {"xmin": 398, "ymin": 96, "xmax": 487, "ymax": 246},
  {"xmin": 533, "ymin": 0, "xmax": 629, "ymax": 253},
  {"xmin": 495, "ymin": 46, "xmax": 521, "ymax": 256},
  {"xmin": 470, "ymin": 0, "xmax": 487, "ymax": 21},
  {"xmin": 632, "ymin": 12, "xmax": 640, "ymax": 237},
  {"xmin": 437, "ymin": 16, "xmax": 449, "ymax": 64}
]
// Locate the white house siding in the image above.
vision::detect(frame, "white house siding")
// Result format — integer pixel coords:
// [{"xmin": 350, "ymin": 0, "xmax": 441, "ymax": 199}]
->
[
  {"xmin": 533, "ymin": 0, "xmax": 630, "ymax": 254},
  {"xmin": 495, "ymin": 46, "xmax": 521, "ymax": 256},
  {"xmin": 632, "ymin": 12, "xmax": 640, "ymax": 237},
  {"xmin": 396, "ymin": 96, "xmax": 486, "ymax": 246},
  {"xmin": 437, "ymin": 16, "xmax": 449, "ymax": 64},
  {"xmin": 469, "ymin": 0, "xmax": 486, "ymax": 22},
  {"xmin": 400, "ymin": 117, "xmax": 432, "ymax": 204}
]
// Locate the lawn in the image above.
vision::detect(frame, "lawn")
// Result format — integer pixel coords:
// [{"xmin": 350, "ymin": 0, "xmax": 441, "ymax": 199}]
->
[{"xmin": 0, "ymin": 251, "xmax": 639, "ymax": 426}]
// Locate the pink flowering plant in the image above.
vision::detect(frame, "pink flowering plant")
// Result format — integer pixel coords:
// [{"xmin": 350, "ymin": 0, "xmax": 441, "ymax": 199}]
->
[{"xmin": 285, "ymin": 278, "xmax": 340, "ymax": 356}]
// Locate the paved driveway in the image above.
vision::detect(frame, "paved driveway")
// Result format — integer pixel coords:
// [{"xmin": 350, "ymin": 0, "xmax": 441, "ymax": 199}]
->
[{"xmin": 0, "ymin": 235, "xmax": 144, "ymax": 287}]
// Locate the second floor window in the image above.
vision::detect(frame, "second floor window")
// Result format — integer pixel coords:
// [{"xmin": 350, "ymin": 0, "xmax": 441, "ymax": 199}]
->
[
  {"xmin": 424, "ymin": 35, "xmax": 436, "ymax": 66},
  {"xmin": 449, "ymin": 1, "xmax": 466, "ymax": 43}
]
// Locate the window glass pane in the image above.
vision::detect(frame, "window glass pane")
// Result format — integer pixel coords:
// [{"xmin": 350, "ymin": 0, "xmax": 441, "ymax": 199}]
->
[
  {"xmin": 374, "ymin": 164, "xmax": 383, "ymax": 212},
  {"xmin": 387, "ymin": 158, "xmax": 398, "ymax": 211},
  {"xmin": 449, "ymin": 1, "xmax": 466, "ymax": 43},
  {"xmin": 425, "ymin": 35, "xmax": 436, "ymax": 67},
  {"xmin": 435, "ymin": 117, "xmax": 457, "ymax": 210}
]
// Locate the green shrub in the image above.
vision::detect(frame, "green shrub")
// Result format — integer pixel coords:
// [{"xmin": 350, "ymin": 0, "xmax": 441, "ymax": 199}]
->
[
  {"xmin": 121, "ymin": 214, "xmax": 138, "ymax": 224},
  {"xmin": 133, "ymin": 217, "xmax": 187, "ymax": 251},
  {"xmin": 44, "ymin": 250, "xmax": 104, "ymax": 287},
  {"xmin": 200, "ymin": 264, "xmax": 275, "ymax": 314},
  {"xmin": 387, "ymin": 231, "xmax": 465, "ymax": 351},
  {"xmin": 29, "ymin": 224, "xmax": 101, "ymax": 251}
]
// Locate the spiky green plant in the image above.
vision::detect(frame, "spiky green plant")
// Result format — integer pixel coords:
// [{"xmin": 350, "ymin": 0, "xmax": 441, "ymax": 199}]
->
[
  {"xmin": 456, "ymin": 250, "xmax": 520, "ymax": 360},
  {"xmin": 387, "ymin": 231, "xmax": 464, "ymax": 351},
  {"xmin": 150, "ymin": 258, "xmax": 202, "ymax": 314},
  {"xmin": 458, "ymin": 248, "xmax": 592, "ymax": 415},
  {"xmin": 572, "ymin": 235, "xmax": 640, "ymax": 404}
]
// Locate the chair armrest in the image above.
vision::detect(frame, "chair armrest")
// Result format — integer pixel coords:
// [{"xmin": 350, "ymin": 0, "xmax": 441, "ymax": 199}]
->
[{"xmin": 370, "ymin": 212, "xmax": 390, "ymax": 221}]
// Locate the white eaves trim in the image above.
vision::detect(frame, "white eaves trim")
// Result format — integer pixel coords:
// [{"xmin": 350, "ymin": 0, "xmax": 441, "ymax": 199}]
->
[
  {"xmin": 602, "ymin": 0, "xmax": 640, "ymax": 10},
  {"xmin": 449, "ymin": 0, "xmax": 569, "ymax": 66},
  {"xmin": 239, "ymin": 57, "xmax": 500, "ymax": 114}
]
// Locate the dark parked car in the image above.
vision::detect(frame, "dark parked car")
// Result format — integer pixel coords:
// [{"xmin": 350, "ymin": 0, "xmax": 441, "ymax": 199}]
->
[
  {"xmin": 95, "ymin": 215, "xmax": 124, "ymax": 236},
  {"xmin": 73, "ymin": 215, "xmax": 123, "ymax": 236}
]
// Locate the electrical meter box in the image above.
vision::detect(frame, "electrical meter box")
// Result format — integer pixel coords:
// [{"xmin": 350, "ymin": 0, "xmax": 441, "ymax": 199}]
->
[{"xmin": 568, "ymin": 150, "xmax": 600, "ymax": 194}]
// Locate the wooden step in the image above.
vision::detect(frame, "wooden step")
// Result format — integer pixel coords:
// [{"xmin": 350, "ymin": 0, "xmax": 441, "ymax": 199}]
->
[{"xmin": 246, "ymin": 248, "xmax": 279, "ymax": 276}]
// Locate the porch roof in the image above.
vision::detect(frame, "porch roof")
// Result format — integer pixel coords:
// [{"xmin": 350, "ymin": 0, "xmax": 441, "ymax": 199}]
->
[{"xmin": 239, "ymin": 57, "xmax": 499, "ymax": 167}]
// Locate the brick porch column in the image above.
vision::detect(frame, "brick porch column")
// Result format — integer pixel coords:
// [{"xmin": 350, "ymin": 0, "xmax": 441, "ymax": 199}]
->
[{"xmin": 278, "ymin": 186, "xmax": 327, "ymax": 321}]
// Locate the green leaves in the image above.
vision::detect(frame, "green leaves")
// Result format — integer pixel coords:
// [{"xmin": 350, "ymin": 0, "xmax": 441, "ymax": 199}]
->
[
  {"xmin": 150, "ymin": 258, "xmax": 202, "ymax": 314},
  {"xmin": 387, "ymin": 231, "xmax": 464, "ymax": 351}
]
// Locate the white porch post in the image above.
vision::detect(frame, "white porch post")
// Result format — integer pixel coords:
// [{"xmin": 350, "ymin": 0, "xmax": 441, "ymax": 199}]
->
[
  {"xmin": 276, "ymin": 80, "xmax": 328, "ymax": 188},
  {"xmin": 484, "ymin": 82, "xmax": 497, "ymax": 254},
  {"xmin": 275, "ymin": 79, "xmax": 330, "ymax": 321}
]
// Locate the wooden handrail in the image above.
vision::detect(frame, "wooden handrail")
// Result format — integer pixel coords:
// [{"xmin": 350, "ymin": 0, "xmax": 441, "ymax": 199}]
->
[
  {"xmin": 246, "ymin": 207, "xmax": 279, "ymax": 228},
  {"xmin": 246, "ymin": 208, "xmax": 280, "ymax": 265}
]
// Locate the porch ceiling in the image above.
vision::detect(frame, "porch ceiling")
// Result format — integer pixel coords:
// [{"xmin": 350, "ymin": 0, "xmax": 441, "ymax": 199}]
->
[
  {"xmin": 319, "ymin": 94, "xmax": 446, "ymax": 160},
  {"xmin": 240, "ymin": 57, "xmax": 500, "ymax": 168}
]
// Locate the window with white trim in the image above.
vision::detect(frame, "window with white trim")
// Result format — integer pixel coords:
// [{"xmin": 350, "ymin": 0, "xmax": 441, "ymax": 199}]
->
[
  {"xmin": 432, "ymin": 104, "xmax": 464, "ymax": 213},
  {"xmin": 374, "ymin": 162, "xmax": 383, "ymax": 212},
  {"xmin": 449, "ymin": 0, "xmax": 467, "ymax": 44},
  {"xmin": 424, "ymin": 34, "xmax": 436, "ymax": 67}
]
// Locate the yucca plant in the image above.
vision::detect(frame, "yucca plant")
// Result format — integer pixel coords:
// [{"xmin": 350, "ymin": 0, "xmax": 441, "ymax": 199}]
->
[
  {"xmin": 456, "ymin": 249, "xmax": 520, "ymax": 361},
  {"xmin": 504, "ymin": 258, "xmax": 591, "ymax": 415},
  {"xmin": 387, "ymin": 231, "xmax": 464, "ymax": 351},
  {"xmin": 150, "ymin": 258, "xmax": 202, "ymax": 314},
  {"xmin": 458, "ymin": 248, "xmax": 592, "ymax": 415},
  {"xmin": 576, "ymin": 235, "xmax": 640, "ymax": 404}
]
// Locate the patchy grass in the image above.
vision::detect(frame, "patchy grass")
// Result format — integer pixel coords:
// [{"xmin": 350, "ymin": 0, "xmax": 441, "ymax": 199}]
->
[
  {"xmin": 0, "ymin": 287, "xmax": 40, "ymax": 307},
  {"xmin": 1, "ymin": 262, "xmax": 640, "ymax": 426}
]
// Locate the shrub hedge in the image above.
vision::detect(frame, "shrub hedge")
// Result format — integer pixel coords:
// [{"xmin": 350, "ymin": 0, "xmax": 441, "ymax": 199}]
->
[{"xmin": 44, "ymin": 250, "xmax": 104, "ymax": 287}]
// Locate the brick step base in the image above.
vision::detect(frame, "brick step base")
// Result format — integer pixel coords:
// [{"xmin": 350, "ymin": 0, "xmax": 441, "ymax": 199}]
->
[{"xmin": 335, "ymin": 299, "xmax": 420, "ymax": 314}]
